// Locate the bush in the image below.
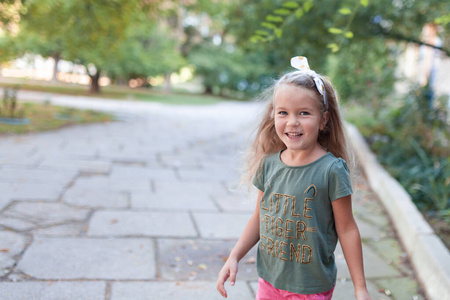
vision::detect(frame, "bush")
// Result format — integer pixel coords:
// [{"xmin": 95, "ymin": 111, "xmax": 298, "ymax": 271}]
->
[
  {"xmin": 353, "ymin": 85, "xmax": 449, "ymax": 214},
  {"xmin": 188, "ymin": 42, "xmax": 273, "ymax": 98}
]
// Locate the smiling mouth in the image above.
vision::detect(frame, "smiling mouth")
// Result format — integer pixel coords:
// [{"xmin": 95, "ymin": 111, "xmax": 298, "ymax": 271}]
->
[{"xmin": 286, "ymin": 132, "xmax": 303, "ymax": 139}]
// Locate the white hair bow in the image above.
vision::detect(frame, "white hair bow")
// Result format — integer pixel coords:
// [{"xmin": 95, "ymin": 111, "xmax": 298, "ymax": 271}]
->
[{"xmin": 290, "ymin": 56, "xmax": 328, "ymax": 111}]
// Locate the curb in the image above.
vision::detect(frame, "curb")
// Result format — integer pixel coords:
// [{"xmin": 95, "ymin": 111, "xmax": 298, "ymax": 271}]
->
[{"xmin": 345, "ymin": 123, "xmax": 450, "ymax": 300}]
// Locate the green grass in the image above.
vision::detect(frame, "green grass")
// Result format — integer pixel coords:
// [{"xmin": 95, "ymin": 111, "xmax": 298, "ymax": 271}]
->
[
  {"xmin": 0, "ymin": 79, "xmax": 229, "ymax": 105},
  {"xmin": 0, "ymin": 102, "xmax": 113, "ymax": 135}
]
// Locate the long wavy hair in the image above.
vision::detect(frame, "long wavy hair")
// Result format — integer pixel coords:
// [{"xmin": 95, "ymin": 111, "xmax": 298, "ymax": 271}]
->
[{"xmin": 243, "ymin": 71, "xmax": 351, "ymax": 185}]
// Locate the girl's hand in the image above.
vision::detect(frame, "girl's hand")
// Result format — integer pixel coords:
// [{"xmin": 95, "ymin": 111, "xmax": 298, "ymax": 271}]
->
[
  {"xmin": 216, "ymin": 257, "xmax": 239, "ymax": 298},
  {"xmin": 355, "ymin": 287, "xmax": 372, "ymax": 300}
]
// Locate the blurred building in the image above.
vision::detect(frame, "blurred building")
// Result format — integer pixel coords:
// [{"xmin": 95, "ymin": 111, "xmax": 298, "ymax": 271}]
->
[{"xmin": 397, "ymin": 24, "xmax": 450, "ymax": 100}]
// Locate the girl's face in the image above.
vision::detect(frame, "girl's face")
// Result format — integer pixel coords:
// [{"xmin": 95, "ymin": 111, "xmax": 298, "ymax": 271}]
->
[{"xmin": 274, "ymin": 84, "xmax": 328, "ymax": 154}]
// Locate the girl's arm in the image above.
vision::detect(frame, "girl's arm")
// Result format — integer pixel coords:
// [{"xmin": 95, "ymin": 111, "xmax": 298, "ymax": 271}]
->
[
  {"xmin": 332, "ymin": 195, "xmax": 372, "ymax": 300},
  {"xmin": 216, "ymin": 190, "xmax": 262, "ymax": 298}
]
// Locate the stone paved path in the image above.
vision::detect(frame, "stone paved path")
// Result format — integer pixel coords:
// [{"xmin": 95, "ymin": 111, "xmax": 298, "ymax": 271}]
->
[{"xmin": 0, "ymin": 91, "xmax": 425, "ymax": 299}]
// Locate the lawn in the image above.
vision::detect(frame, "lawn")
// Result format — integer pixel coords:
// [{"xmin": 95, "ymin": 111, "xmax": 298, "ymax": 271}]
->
[
  {"xmin": 0, "ymin": 102, "xmax": 113, "ymax": 135},
  {"xmin": 0, "ymin": 79, "xmax": 228, "ymax": 105}
]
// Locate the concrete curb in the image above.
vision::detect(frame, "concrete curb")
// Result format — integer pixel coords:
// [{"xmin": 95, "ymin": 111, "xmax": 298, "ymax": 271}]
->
[{"xmin": 345, "ymin": 123, "xmax": 450, "ymax": 300}]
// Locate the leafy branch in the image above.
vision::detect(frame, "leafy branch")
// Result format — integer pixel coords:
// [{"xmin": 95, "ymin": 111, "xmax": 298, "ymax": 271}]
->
[
  {"xmin": 327, "ymin": 0, "xmax": 367, "ymax": 52},
  {"xmin": 250, "ymin": 0, "xmax": 369, "ymax": 53},
  {"xmin": 250, "ymin": 0, "xmax": 314, "ymax": 43}
]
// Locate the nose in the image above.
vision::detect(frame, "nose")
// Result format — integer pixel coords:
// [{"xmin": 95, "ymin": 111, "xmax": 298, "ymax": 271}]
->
[{"xmin": 287, "ymin": 115, "xmax": 300, "ymax": 126}]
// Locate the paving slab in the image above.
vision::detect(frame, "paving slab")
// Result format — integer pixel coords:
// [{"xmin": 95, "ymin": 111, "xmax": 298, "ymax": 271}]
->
[
  {"xmin": 177, "ymin": 168, "xmax": 239, "ymax": 182},
  {"xmin": 355, "ymin": 217, "xmax": 389, "ymax": 240},
  {"xmin": 213, "ymin": 194, "xmax": 257, "ymax": 213},
  {"xmin": 336, "ymin": 242, "xmax": 401, "ymax": 280},
  {"xmin": 17, "ymin": 237, "xmax": 156, "ymax": 280},
  {"xmin": 0, "ymin": 253, "xmax": 15, "ymax": 273},
  {"xmin": 158, "ymin": 238, "xmax": 258, "ymax": 281},
  {"xmin": 159, "ymin": 154, "xmax": 202, "ymax": 169},
  {"xmin": 2, "ymin": 202, "xmax": 90, "ymax": 227},
  {"xmin": 32, "ymin": 222, "xmax": 85, "ymax": 237},
  {"xmin": 88, "ymin": 211, "xmax": 198, "ymax": 238},
  {"xmin": 70, "ymin": 176, "xmax": 151, "ymax": 192},
  {"xmin": 0, "ymin": 182, "xmax": 64, "ymax": 201},
  {"xmin": 109, "ymin": 165, "xmax": 178, "ymax": 181},
  {"xmin": 38, "ymin": 158, "xmax": 111, "ymax": 174},
  {"xmin": 332, "ymin": 280, "xmax": 390, "ymax": 300},
  {"xmin": 98, "ymin": 152, "xmax": 162, "ymax": 164},
  {"xmin": 193, "ymin": 212, "xmax": 251, "ymax": 239},
  {"xmin": 366, "ymin": 238, "xmax": 412, "ymax": 275},
  {"xmin": 0, "ymin": 167, "xmax": 77, "ymax": 185},
  {"xmin": 0, "ymin": 197, "xmax": 11, "ymax": 211},
  {"xmin": 0, "ymin": 216, "xmax": 35, "ymax": 231},
  {"xmin": 375, "ymin": 277, "xmax": 425, "ymax": 300},
  {"xmin": 154, "ymin": 181, "xmax": 229, "ymax": 198},
  {"xmin": 130, "ymin": 191, "xmax": 218, "ymax": 212},
  {"xmin": 0, "ymin": 231, "xmax": 28, "ymax": 272},
  {"xmin": 63, "ymin": 188, "xmax": 129, "ymax": 208},
  {"xmin": 110, "ymin": 281, "xmax": 254, "ymax": 300},
  {"xmin": 0, "ymin": 231, "xmax": 28, "ymax": 256},
  {"xmin": 0, "ymin": 281, "xmax": 106, "ymax": 300}
]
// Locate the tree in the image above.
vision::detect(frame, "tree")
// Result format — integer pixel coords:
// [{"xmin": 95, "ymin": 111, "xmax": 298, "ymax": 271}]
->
[
  {"xmin": 188, "ymin": 41, "xmax": 269, "ymax": 97},
  {"xmin": 225, "ymin": 0, "xmax": 449, "ymax": 102},
  {"xmin": 5, "ymin": 0, "xmax": 161, "ymax": 93},
  {"xmin": 104, "ymin": 20, "xmax": 186, "ymax": 87}
]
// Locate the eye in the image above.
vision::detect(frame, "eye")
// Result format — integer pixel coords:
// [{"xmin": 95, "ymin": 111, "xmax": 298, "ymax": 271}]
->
[
  {"xmin": 299, "ymin": 111, "xmax": 310, "ymax": 116},
  {"xmin": 278, "ymin": 111, "xmax": 288, "ymax": 115}
]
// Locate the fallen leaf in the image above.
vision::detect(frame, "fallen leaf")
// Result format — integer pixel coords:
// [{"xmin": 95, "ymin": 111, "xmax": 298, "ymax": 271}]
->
[
  {"xmin": 0, "ymin": 249, "xmax": 10, "ymax": 253},
  {"xmin": 189, "ymin": 271, "xmax": 197, "ymax": 281},
  {"xmin": 198, "ymin": 264, "xmax": 208, "ymax": 270},
  {"xmin": 245, "ymin": 257, "xmax": 256, "ymax": 264},
  {"xmin": 110, "ymin": 219, "xmax": 119, "ymax": 224}
]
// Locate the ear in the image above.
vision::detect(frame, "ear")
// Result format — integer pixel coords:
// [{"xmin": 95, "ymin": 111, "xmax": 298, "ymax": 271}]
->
[{"xmin": 320, "ymin": 111, "xmax": 330, "ymax": 130}]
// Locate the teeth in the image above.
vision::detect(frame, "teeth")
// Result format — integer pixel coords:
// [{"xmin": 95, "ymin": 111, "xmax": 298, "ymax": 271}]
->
[{"xmin": 287, "ymin": 133, "xmax": 302, "ymax": 137}]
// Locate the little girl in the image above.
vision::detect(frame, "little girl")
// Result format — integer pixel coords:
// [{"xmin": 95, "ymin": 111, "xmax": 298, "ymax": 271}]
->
[{"xmin": 217, "ymin": 57, "xmax": 371, "ymax": 300}]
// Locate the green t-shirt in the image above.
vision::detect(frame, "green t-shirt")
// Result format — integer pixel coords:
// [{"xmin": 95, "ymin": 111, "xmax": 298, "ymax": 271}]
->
[{"xmin": 253, "ymin": 151, "xmax": 353, "ymax": 294}]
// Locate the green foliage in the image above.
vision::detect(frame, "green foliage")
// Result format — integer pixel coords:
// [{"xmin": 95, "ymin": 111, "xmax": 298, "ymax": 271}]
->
[
  {"xmin": 435, "ymin": 13, "xmax": 450, "ymax": 26},
  {"xmin": 363, "ymin": 87, "xmax": 449, "ymax": 212},
  {"xmin": 0, "ymin": 34, "xmax": 19, "ymax": 63},
  {"xmin": 248, "ymin": 0, "xmax": 450, "ymax": 58},
  {"xmin": 327, "ymin": 38, "xmax": 396, "ymax": 109},
  {"xmin": 104, "ymin": 22, "xmax": 185, "ymax": 81},
  {"xmin": 188, "ymin": 42, "xmax": 271, "ymax": 98},
  {"xmin": 4, "ymin": 0, "xmax": 167, "ymax": 92},
  {"xmin": 250, "ymin": 0, "xmax": 365, "ymax": 50}
]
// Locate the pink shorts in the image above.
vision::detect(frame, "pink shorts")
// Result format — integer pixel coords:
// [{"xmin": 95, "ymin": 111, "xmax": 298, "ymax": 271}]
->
[{"xmin": 256, "ymin": 278, "xmax": 335, "ymax": 300}]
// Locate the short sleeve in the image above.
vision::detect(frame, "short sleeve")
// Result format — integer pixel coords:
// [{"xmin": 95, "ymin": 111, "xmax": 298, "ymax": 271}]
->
[
  {"xmin": 328, "ymin": 158, "xmax": 353, "ymax": 202},
  {"xmin": 252, "ymin": 162, "xmax": 265, "ymax": 191}
]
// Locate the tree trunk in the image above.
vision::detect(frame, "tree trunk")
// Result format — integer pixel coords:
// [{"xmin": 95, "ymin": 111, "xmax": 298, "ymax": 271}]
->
[
  {"xmin": 164, "ymin": 73, "xmax": 172, "ymax": 93},
  {"xmin": 204, "ymin": 85, "xmax": 213, "ymax": 94},
  {"xmin": 51, "ymin": 54, "xmax": 60, "ymax": 82},
  {"xmin": 117, "ymin": 77, "xmax": 127, "ymax": 86},
  {"xmin": 89, "ymin": 71, "xmax": 101, "ymax": 93}
]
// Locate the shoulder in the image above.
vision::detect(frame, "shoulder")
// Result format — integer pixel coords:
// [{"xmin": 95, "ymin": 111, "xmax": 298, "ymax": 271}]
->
[
  {"xmin": 261, "ymin": 151, "xmax": 280, "ymax": 168},
  {"xmin": 322, "ymin": 154, "xmax": 350, "ymax": 176}
]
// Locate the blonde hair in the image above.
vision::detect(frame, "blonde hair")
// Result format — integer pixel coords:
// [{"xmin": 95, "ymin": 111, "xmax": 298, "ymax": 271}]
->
[{"xmin": 243, "ymin": 71, "xmax": 351, "ymax": 185}]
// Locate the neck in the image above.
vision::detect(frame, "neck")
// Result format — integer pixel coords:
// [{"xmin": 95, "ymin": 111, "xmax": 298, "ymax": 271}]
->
[{"xmin": 281, "ymin": 145, "xmax": 327, "ymax": 166}]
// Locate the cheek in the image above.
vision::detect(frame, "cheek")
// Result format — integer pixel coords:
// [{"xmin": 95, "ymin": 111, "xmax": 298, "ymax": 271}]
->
[
  {"xmin": 304, "ymin": 119, "xmax": 321, "ymax": 131},
  {"xmin": 274, "ymin": 119, "xmax": 285, "ymax": 135}
]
